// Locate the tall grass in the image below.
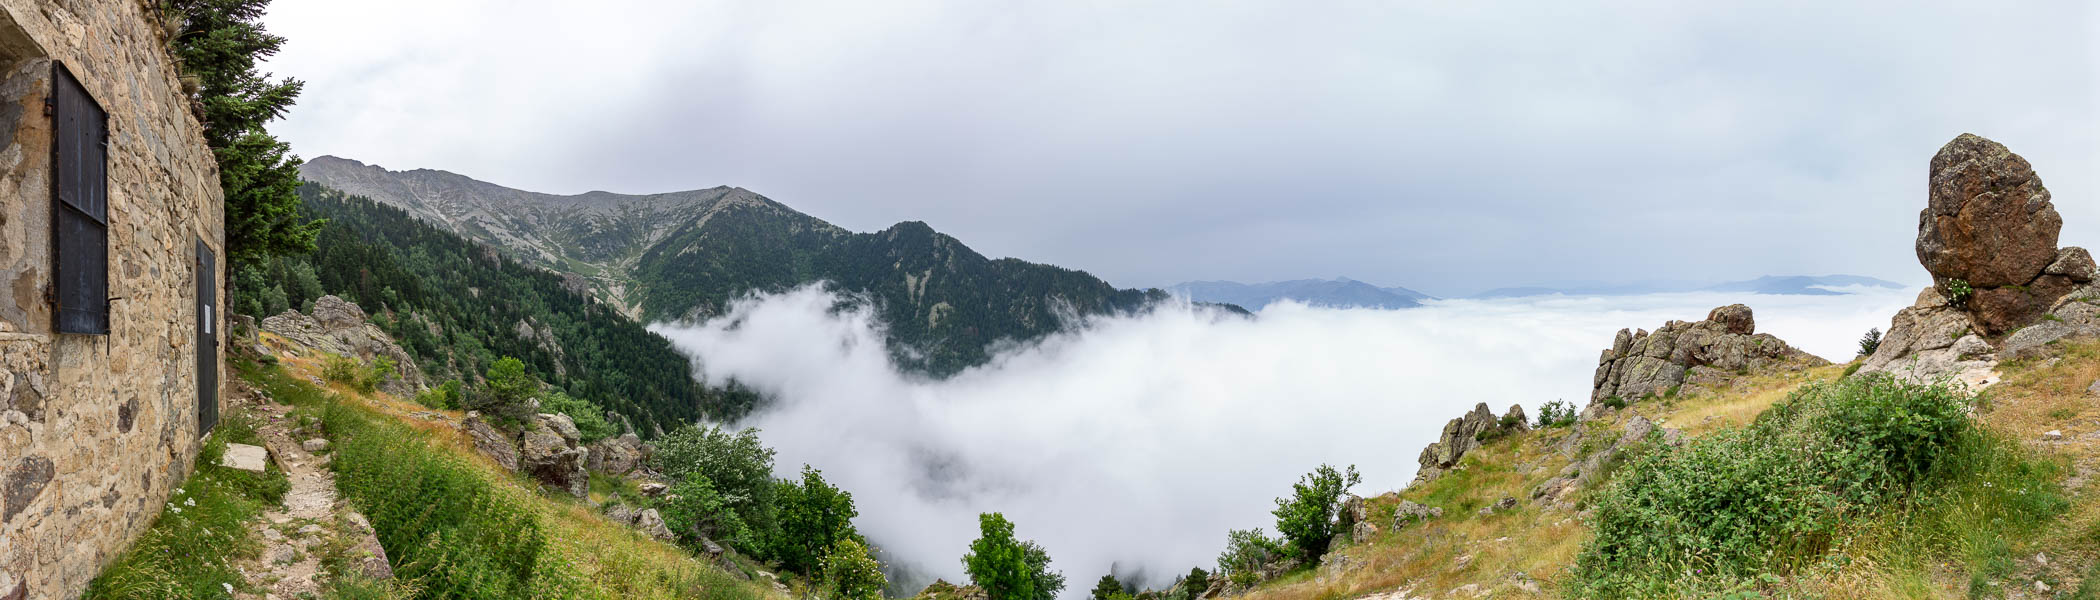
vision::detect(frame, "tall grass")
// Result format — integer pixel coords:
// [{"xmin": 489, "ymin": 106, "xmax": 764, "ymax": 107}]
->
[
  {"xmin": 1570, "ymin": 374, "xmax": 2068, "ymax": 597},
  {"xmin": 84, "ymin": 409, "xmax": 289, "ymax": 598}
]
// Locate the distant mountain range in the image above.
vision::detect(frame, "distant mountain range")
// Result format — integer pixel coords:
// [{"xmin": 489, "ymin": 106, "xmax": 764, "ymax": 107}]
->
[
  {"xmin": 1468, "ymin": 274, "xmax": 1907, "ymax": 299},
  {"xmin": 1168, "ymin": 278, "xmax": 1433, "ymax": 310},
  {"xmin": 1173, "ymin": 275, "xmax": 1906, "ymax": 309},
  {"xmin": 298, "ymin": 156, "xmax": 1162, "ymax": 376}
]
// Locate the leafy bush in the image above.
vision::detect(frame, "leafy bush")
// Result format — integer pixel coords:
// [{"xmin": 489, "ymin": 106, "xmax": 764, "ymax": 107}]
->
[
  {"xmin": 1536, "ymin": 400, "xmax": 1577, "ymax": 428},
  {"xmin": 963, "ymin": 512, "xmax": 1066, "ymax": 600},
  {"xmin": 1180, "ymin": 567, "xmax": 1210, "ymax": 600},
  {"xmin": 1598, "ymin": 395, "xmax": 1628, "ymax": 410},
  {"xmin": 1270, "ymin": 464, "xmax": 1360, "ymax": 561},
  {"xmin": 822, "ymin": 538, "xmax": 887, "ymax": 600},
  {"xmin": 415, "ymin": 379, "xmax": 463, "ymax": 410},
  {"xmin": 462, "ymin": 356, "xmax": 537, "ymax": 427},
  {"xmin": 1091, "ymin": 574, "xmax": 1125, "ymax": 600},
  {"xmin": 659, "ymin": 473, "xmax": 755, "ymax": 551},
  {"xmin": 322, "ymin": 354, "xmax": 362, "ymax": 385},
  {"xmin": 359, "ymin": 356, "xmax": 395, "ymax": 393},
  {"xmin": 539, "ymin": 390, "xmax": 616, "ymax": 443},
  {"xmin": 1571, "ymin": 374, "xmax": 2054, "ymax": 597},
  {"xmin": 1857, "ymin": 327, "xmax": 1883, "ymax": 356},
  {"xmin": 1215, "ymin": 528, "xmax": 1283, "ymax": 587},
  {"xmin": 650, "ymin": 424, "xmax": 781, "ymax": 555},
  {"xmin": 771, "ymin": 466, "xmax": 861, "ymax": 575}
]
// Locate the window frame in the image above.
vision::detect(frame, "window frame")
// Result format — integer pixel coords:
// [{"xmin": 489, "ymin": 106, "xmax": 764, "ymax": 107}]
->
[{"xmin": 50, "ymin": 60, "xmax": 109, "ymax": 335}]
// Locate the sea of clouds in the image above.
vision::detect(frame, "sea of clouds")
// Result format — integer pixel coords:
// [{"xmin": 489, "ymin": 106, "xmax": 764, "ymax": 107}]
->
[{"xmin": 649, "ymin": 282, "xmax": 1918, "ymax": 593}]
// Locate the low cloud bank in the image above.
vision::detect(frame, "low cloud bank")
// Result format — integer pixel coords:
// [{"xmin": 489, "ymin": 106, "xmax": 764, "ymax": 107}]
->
[{"xmin": 649, "ymin": 284, "xmax": 1917, "ymax": 593}]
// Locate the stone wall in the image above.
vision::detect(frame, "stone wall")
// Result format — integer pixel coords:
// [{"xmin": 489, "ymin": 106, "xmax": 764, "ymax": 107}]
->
[{"xmin": 0, "ymin": 1, "xmax": 226, "ymax": 597}]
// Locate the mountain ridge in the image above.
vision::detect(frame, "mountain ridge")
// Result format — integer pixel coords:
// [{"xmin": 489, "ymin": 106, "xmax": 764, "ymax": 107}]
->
[{"xmin": 299, "ymin": 155, "xmax": 1164, "ymax": 376}]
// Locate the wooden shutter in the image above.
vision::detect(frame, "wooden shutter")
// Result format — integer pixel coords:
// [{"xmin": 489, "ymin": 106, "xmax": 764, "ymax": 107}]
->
[{"xmin": 52, "ymin": 62, "xmax": 108, "ymax": 335}]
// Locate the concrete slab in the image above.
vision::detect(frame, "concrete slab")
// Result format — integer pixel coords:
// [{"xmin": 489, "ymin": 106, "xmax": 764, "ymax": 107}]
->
[{"xmin": 222, "ymin": 443, "xmax": 269, "ymax": 472}]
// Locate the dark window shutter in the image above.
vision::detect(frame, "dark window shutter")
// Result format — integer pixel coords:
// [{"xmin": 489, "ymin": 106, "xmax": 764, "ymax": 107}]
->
[{"xmin": 52, "ymin": 62, "xmax": 109, "ymax": 335}]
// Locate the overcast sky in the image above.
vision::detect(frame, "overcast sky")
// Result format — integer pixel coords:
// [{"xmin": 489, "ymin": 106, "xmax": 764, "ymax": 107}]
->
[{"xmin": 260, "ymin": 1, "xmax": 2098, "ymax": 297}]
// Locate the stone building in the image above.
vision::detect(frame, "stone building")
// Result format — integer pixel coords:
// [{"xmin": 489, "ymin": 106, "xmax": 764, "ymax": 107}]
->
[{"xmin": 0, "ymin": 1, "xmax": 228, "ymax": 597}]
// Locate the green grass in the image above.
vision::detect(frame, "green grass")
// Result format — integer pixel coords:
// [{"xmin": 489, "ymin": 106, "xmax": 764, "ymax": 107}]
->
[
  {"xmin": 1569, "ymin": 374, "xmax": 2068, "ymax": 598},
  {"xmin": 84, "ymin": 408, "xmax": 290, "ymax": 598}
]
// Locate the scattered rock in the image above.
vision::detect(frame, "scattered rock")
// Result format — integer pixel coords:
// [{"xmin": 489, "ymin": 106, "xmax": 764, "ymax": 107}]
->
[
  {"xmin": 266, "ymin": 544, "xmax": 296, "ymax": 565},
  {"xmin": 1351, "ymin": 520, "xmax": 1379, "ymax": 543},
  {"xmin": 222, "ymin": 443, "xmax": 269, "ymax": 472},
  {"xmin": 1393, "ymin": 500, "xmax": 1442, "ymax": 528},
  {"xmin": 635, "ymin": 508, "xmax": 676, "ymax": 541},
  {"xmin": 1502, "ymin": 404, "xmax": 1530, "ymax": 432},
  {"xmin": 2043, "ymin": 430, "xmax": 2064, "ymax": 441},
  {"xmin": 1477, "ymin": 496, "xmax": 1517, "ymax": 516},
  {"xmin": 300, "ymin": 438, "xmax": 328, "ymax": 453},
  {"xmin": 2036, "ymin": 580, "xmax": 2051, "ymax": 594},
  {"xmin": 639, "ymin": 481, "xmax": 668, "ymax": 497}
]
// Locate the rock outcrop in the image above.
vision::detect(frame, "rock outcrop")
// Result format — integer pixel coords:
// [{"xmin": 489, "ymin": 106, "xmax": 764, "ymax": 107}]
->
[
  {"xmin": 461, "ymin": 412, "xmax": 520, "ymax": 472},
  {"xmin": 261, "ymin": 295, "xmax": 429, "ymax": 396},
  {"xmin": 586, "ymin": 433, "xmax": 643, "ymax": 475},
  {"xmin": 1591, "ymin": 304, "xmax": 1824, "ymax": 404},
  {"xmin": 1864, "ymin": 134, "xmax": 2098, "ymax": 380},
  {"xmin": 519, "ymin": 413, "xmax": 589, "ymax": 498},
  {"xmin": 1917, "ymin": 134, "xmax": 2089, "ymax": 335},
  {"xmin": 1413, "ymin": 403, "xmax": 1527, "ymax": 484}
]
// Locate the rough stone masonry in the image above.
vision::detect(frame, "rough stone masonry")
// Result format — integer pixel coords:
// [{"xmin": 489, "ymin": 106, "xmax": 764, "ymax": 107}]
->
[{"xmin": 0, "ymin": 1, "xmax": 227, "ymax": 597}]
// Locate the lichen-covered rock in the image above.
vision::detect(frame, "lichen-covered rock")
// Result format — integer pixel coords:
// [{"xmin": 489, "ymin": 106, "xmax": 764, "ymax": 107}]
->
[
  {"xmin": 1393, "ymin": 500, "xmax": 1443, "ymax": 528},
  {"xmin": 1591, "ymin": 305, "xmax": 1823, "ymax": 404},
  {"xmin": 635, "ymin": 508, "xmax": 676, "ymax": 541},
  {"xmin": 460, "ymin": 413, "xmax": 519, "ymax": 472},
  {"xmin": 1413, "ymin": 403, "xmax": 1495, "ymax": 483},
  {"xmin": 1920, "ymin": 134, "xmax": 2063, "ymax": 290},
  {"xmin": 520, "ymin": 414, "xmax": 588, "ymax": 498},
  {"xmin": 587, "ymin": 433, "xmax": 642, "ymax": 475}
]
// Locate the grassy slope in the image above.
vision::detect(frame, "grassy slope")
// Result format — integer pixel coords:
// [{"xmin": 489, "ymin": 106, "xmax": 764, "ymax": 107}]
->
[
  {"xmin": 245, "ymin": 337, "xmax": 788, "ymax": 600},
  {"xmin": 1238, "ymin": 349, "xmax": 2100, "ymax": 600},
  {"xmin": 85, "ymin": 408, "xmax": 291, "ymax": 598}
]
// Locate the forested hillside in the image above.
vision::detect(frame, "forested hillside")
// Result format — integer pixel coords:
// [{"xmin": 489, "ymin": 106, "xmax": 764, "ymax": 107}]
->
[
  {"xmin": 300, "ymin": 156, "xmax": 1167, "ymax": 376},
  {"xmin": 233, "ymin": 185, "xmax": 759, "ymax": 432}
]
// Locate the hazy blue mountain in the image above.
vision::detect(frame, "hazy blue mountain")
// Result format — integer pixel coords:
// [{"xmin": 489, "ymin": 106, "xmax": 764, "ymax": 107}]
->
[
  {"xmin": 1168, "ymin": 277, "xmax": 1429, "ymax": 310},
  {"xmin": 1467, "ymin": 275, "xmax": 1906, "ymax": 299}
]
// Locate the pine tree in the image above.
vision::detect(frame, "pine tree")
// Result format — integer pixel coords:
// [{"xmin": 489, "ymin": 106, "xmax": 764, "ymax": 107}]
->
[{"xmin": 167, "ymin": 0, "xmax": 322, "ymax": 268}]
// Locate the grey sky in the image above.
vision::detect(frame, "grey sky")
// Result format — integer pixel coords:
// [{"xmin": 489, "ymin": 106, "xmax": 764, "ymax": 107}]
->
[{"xmin": 260, "ymin": 1, "xmax": 2098, "ymax": 297}]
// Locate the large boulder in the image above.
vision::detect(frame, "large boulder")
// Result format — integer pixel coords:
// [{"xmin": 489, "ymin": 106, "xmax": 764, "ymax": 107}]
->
[
  {"xmin": 1591, "ymin": 304, "xmax": 1823, "ymax": 404},
  {"xmin": 519, "ymin": 414, "xmax": 588, "ymax": 498},
  {"xmin": 1916, "ymin": 134, "xmax": 2091, "ymax": 335},
  {"xmin": 260, "ymin": 295, "xmax": 429, "ymax": 395}
]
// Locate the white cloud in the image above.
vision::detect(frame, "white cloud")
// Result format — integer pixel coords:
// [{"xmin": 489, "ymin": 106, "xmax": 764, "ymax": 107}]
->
[{"xmin": 649, "ymin": 284, "xmax": 1917, "ymax": 593}]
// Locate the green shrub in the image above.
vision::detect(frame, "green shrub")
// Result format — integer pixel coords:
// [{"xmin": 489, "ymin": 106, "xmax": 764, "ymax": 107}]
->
[
  {"xmin": 771, "ymin": 466, "xmax": 861, "ymax": 575},
  {"xmin": 322, "ymin": 354, "xmax": 362, "ymax": 385},
  {"xmin": 1270, "ymin": 464, "xmax": 1360, "ymax": 562},
  {"xmin": 325, "ymin": 398, "xmax": 547, "ymax": 598},
  {"xmin": 539, "ymin": 390, "xmax": 616, "ymax": 444},
  {"xmin": 1599, "ymin": 395, "xmax": 1628, "ymax": 410},
  {"xmin": 962, "ymin": 512, "xmax": 1065, "ymax": 600},
  {"xmin": 1947, "ymin": 279, "xmax": 1974, "ymax": 307},
  {"xmin": 822, "ymin": 538, "xmax": 888, "ymax": 600},
  {"xmin": 359, "ymin": 356, "xmax": 396, "ymax": 393},
  {"xmin": 1570, "ymin": 374, "xmax": 2062, "ymax": 597},
  {"xmin": 658, "ymin": 473, "xmax": 755, "ymax": 551},
  {"xmin": 1536, "ymin": 400, "xmax": 1577, "ymax": 428},
  {"xmin": 650, "ymin": 423, "xmax": 780, "ymax": 555},
  {"xmin": 415, "ymin": 379, "xmax": 464, "ymax": 410},
  {"xmin": 1180, "ymin": 567, "xmax": 1210, "ymax": 600},
  {"xmin": 1215, "ymin": 528, "xmax": 1283, "ymax": 587},
  {"xmin": 462, "ymin": 357, "xmax": 537, "ymax": 427}
]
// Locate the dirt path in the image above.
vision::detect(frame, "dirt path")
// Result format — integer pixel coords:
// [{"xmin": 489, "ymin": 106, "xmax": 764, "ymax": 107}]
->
[{"xmin": 231, "ymin": 391, "xmax": 392, "ymax": 598}]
